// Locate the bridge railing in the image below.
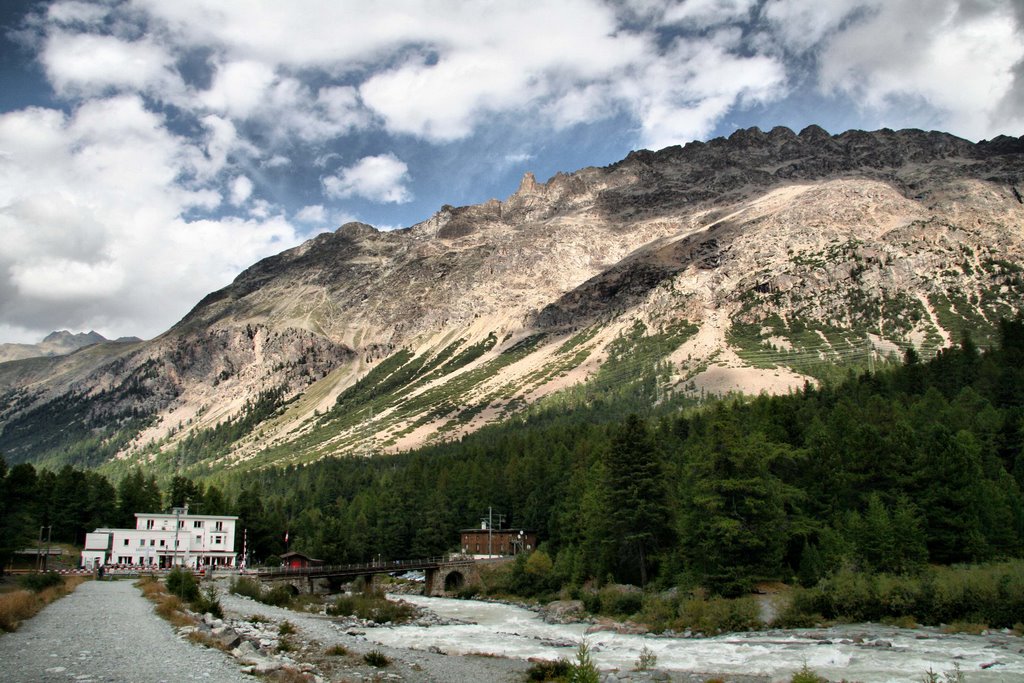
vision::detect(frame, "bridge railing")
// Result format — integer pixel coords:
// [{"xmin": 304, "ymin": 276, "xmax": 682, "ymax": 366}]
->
[{"xmin": 249, "ymin": 555, "xmax": 463, "ymax": 577}]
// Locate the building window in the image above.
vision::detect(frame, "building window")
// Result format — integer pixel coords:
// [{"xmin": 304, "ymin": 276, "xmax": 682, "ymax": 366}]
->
[
  {"xmin": 139, "ymin": 539, "xmax": 145, "ymax": 546},
  {"xmin": 146, "ymin": 519, "xmax": 154, "ymax": 529},
  {"xmin": 150, "ymin": 540, "xmax": 155, "ymax": 546},
  {"xmin": 178, "ymin": 520, "xmax": 185, "ymax": 529},
  {"xmin": 159, "ymin": 540, "xmax": 165, "ymax": 547},
  {"xmin": 195, "ymin": 535, "xmax": 202, "ymax": 544},
  {"xmin": 214, "ymin": 521, "xmax": 223, "ymax": 531},
  {"xmin": 123, "ymin": 539, "xmax": 129, "ymax": 546},
  {"xmin": 193, "ymin": 521, "xmax": 203, "ymax": 529}
]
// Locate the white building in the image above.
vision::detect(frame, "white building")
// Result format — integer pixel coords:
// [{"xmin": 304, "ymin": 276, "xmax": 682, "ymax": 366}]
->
[{"xmin": 81, "ymin": 507, "xmax": 238, "ymax": 569}]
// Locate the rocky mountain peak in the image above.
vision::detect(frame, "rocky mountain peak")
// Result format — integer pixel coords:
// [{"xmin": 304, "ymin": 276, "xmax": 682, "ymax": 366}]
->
[
  {"xmin": 2, "ymin": 125, "xmax": 1023, "ymax": 471},
  {"xmin": 336, "ymin": 221, "xmax": 379, "ymax": 239},
  {"xmin": 41, "ymin": 330, "xmax": 106, "ymax": 345}
]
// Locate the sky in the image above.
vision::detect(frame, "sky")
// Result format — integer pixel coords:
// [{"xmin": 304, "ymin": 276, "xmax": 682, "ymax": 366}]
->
[{"xmin": 0, "ymin": 0, "xmax": 1022, "ymax": 344}]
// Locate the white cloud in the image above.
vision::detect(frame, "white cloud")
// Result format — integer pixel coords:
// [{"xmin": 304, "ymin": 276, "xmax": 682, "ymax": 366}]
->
[
  {"xmin": 295, "ymin": 204, "xmax": 327, "ymax": 223},
  {"xmin": 199, "ymin": 60, "xmax": 277, "ymax": 119},
  {"xmin": 762, "ymin": 0, "xmax": 872, "ymax": 52},
  {"xmin": 263, "ymin": 155, "xmax": 291, "ymax": 168},
  {"xmin": 47, "ymin": 1, "xmax": 110, "ymax": 27},
  {"xmin": 323, "ymin": 154, "xmax": 412, "ymax": 204},
  {"xmin": 42, "ymin": 31, "xmax": 184, "ymax": 98},
  {"xmin": 229, "ymin": 175, "xmax": 253, "ymax": 206},
  {"xmin": 0, "ymin": 96, "xmax": 303, "ymax": 338},
  {"xmin": 816, "ymin": 0, "xmax": 1024, "ymax": 140},
  {"xmin": 623, "ymin": 31, "xmax": 788, "ymax": 149},
  {"xmin": 663, "ymin": 0, "xmax": 758, "ymax": 26}
]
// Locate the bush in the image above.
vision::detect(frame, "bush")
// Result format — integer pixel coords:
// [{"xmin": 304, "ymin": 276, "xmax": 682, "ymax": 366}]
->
[
  {"xmin": 791, "ymin": 663, "xmax": 827, "ymax": 683},
  {"xmin": 191, "ymin": 584, "xmax": 223, "ymax": 619},
  {"xmin": 784, "ymin": 561, "xmax": 1024, "ymax": 629},
  {"xmin": 19, "ymin": 572, "xmax": 64, "ymax": 593},
  {"xmin": 363, "ymin": 649, "xmax": 390, "ymax": 667},
  {"xmin": 526, "ymin": 659, "xmax": 571, "ymax": 681},
  {"xmin": 675, "ymin": 595, "xmax": 763, "ymax": 635},
  {"xmin": 165, "ymin": 568, "xmax": 200, "ymax": 602},
  {"xmin": 279, "ymin": 620, "xmax": 297, "ymax": 635},
  {"xmin": 569, "ymin": 640, "xmax": 600, "ymax": 683},
  {"xmin": 597, "ymin": 586, "xmax": 643, "ymax": 617},
  {"xmin": 0, "ymin": 590, "xmax": 38, "ymax": 632},
  {"xmin": 328, "ymin": 591, "xmax": 415, "ymax": 624},
  {"xmin": 634, "ymin": 645, "xmax": 657, "ymax": 671},
  {"xmin": 229, "ymin": 576, "xmax": 263, "ymax": 600},
  {"xmin": 261, "ymin": 585, "xmax": 296, "ymax": 608},
  {"xmin": 325, "ymin": 644, "xmax": 349, "ymax": 656}
]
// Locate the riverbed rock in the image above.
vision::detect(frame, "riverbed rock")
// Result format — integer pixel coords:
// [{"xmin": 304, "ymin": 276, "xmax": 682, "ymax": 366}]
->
[{"xmin": 543, "ymin": 600, "xmax": 587, "ymax": 624}]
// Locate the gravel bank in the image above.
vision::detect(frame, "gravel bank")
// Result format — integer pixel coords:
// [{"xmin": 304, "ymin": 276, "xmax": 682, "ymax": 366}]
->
[
  {"xmin": 0, "ymin": 579, "xmax": 254, "ymax": 683},
  {"xmin": 214, "ymin": 580, "xmax": 531, "ymax": 682}
]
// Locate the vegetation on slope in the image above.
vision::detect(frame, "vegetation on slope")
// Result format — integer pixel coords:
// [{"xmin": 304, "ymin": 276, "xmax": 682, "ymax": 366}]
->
[{"xmin": 4, "ymin": 318, "xmax": 1024, "ymax": 621}]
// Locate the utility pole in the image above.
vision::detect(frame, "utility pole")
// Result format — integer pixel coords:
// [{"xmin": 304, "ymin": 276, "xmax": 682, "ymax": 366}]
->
[
  {"xmin": 481, "ymin": 507, "xmax": 506, "ymax": 558},
  {"xmin": 38, "ymin": 526, "xmax": 52, "ymax": 572},
  {"xmin": 173, "ymin": 506, "xmax": 183, "ymax": 569}
]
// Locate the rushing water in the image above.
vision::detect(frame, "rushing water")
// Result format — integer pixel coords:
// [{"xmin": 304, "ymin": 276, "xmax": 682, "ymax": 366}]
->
[{"xmin": 365, "ymin": 595, "xmax": 1024, "ymax": 682}]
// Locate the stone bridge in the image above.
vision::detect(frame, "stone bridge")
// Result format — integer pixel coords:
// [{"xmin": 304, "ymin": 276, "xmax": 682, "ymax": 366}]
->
[{"xmin": 248, "ymin": 556, "xmax": 491, "ymax": 596}]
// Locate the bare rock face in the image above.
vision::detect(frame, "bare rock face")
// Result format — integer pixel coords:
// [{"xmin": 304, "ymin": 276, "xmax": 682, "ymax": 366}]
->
[{"xmin": 2, "ymin": 126, "xmax": 1024, "ymax": 469}]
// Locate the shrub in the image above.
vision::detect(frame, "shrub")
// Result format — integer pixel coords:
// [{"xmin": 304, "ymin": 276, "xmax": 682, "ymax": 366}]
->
[
  {"xmin": 325, "ymin": 644, "xmax": 349, "ymax": 656},
  {"xmin": 19, "ymin": 572, "xmax": 63, "ymax": 593},
  {"xmin": 229, "ymin": 576, "xmax": 263, "ymax": 600},
  {"xmin": 261, "ymin": 585, "xmax": 296, "ymax": 608},
  {"xmin": 165, "ymin": 568, "xmax": 200, "ymax": 602},
  {"xmin": 569, "ymin": 640, "xmax": 600, "ymax": 683},
  {"xmin": 675, "ymin": 595, "xmax": 763, "ymax": 635},
  {"xmin": 0, "ymin": 590, "xmax": 37, "ymax": 632},
  {"xmin": 791, "ymin": 663, "xmax": 828, "ymax": 683},
  {"xmin": 786, "ymin": 561, "xmax": 1024, "ymax": 629},
  {"xmin": 526, "ymin": 659, "xmax": 571, "ymax": 681},
  {"xmin": 191, "ymin": 584, "xmax": 223, "ymax": 619},
  {"xmin": 328, "ymin": 591, "xmax": 415, "ymax": 624},
  {"xmin": 597, "ymin": 586, "xmax": 643, "ymax": 617},
  {"xmin": 278, "ymin": 620, "xmax": 297, "ymax": 635},
  {"xmin": 363, "ymin": 649, "xmax": 390, "ymax": 667},
  {"xmin": 634, "ymin": 644, "xmax": 657, "ymax": 671}
]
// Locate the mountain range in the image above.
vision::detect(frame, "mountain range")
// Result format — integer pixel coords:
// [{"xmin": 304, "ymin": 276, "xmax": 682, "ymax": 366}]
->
[
  {"xmin": 1, "ymin": 125, "xmax": 1022, "ymax": 475},
  {"xmin": 0, "ymin": 330, "xmax": 141, "ymax": 364}
]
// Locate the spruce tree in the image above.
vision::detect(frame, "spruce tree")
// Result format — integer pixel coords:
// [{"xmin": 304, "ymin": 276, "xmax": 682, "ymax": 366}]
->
[{"xmin": 602, "ymin": 414, "xmax": 671, "ymax": 586}]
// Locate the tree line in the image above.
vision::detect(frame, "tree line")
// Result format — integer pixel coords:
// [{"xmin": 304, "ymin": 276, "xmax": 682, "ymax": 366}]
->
[{"xmin": 3, "ymin": 318, "xmax": 1024, "ymax": 597}]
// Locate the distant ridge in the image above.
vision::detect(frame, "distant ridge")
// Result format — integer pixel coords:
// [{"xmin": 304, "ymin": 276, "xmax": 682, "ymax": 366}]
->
[{"xmin": 0, "ymin": 330, "xmax": 142, "ymax": 364}]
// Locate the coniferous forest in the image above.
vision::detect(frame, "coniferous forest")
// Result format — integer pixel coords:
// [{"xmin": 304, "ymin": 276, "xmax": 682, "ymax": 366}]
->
[{"xmin": 4, "ymin": 318, "xmax": 1024, "ymax": 606}]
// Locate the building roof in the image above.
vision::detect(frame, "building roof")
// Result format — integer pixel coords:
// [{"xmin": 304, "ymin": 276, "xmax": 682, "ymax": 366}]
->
[
  {"xmin": 134, "ymin": 512, "xmax": 239, "ymax": 521},
  {"xmin": 280, "ymin": 551, "xmax": 322, "ymax": 561}
]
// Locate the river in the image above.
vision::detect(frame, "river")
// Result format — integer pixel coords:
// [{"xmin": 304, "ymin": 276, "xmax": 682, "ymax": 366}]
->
[{"xmin": 363, "ymin": 594, "xmax": 1024, "ymax": 682}]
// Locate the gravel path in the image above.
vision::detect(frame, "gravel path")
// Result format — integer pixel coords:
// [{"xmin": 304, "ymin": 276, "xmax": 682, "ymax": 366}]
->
[{"xmin": 0, "ymin": 579, "xmax": 255, "ymax": 683}]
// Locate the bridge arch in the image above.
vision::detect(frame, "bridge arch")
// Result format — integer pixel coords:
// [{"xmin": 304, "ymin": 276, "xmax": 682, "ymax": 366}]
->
[{"xmin": 443, "ymin": 570, "xmax": 465, "ymax": 592}]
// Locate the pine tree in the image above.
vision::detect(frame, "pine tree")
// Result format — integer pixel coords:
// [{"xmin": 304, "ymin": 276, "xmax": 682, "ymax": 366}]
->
[{"xmin": 602, "ymin": 414, "xmax": 671, "ymax": 586}]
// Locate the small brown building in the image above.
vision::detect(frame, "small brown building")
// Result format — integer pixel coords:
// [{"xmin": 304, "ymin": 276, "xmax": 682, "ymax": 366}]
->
[
  {"xmin": 460, "ymin": 527, "xmax": 537, "ymax": 556},
  {"xmin": 280, "ymin": 551, "xmax": 324, "ymax": 568}
]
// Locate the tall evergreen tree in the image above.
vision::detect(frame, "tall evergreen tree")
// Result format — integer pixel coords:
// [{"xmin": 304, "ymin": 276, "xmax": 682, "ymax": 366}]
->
[{"xmin": 602, "ymin": 414, "xmax": 671, "ymax": 586}]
